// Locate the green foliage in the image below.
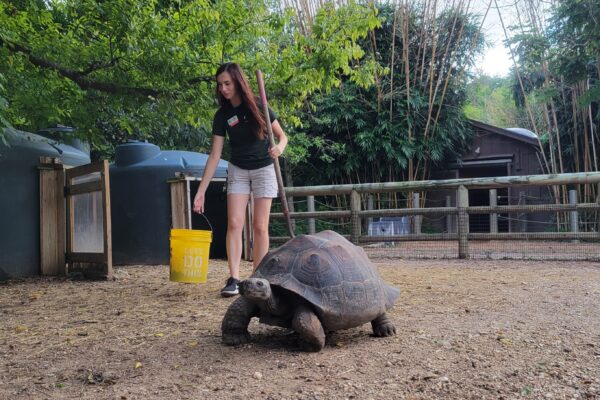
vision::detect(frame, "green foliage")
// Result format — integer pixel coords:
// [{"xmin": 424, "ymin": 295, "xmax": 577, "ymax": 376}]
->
[
  {"xmin": 507, "ymin": 0, "xmax": 599, "ymax": 178},
  {"xmin": 548, "ymin": 0, "xmax": 600, "ymax": 84},
  {"xmin": 0, "ymin": 0, "xmax": 379, "ymax": 158},
  {"xmin": 0, "ymin": 72, "xmax": 8, "ymax": 133},
  {"xmin": 292, "ymin": 3, "xmax": 485, "ymax": 186},
  {"xmin": 464, "ymin": 75, "xmax": 521, "ymax": 127},
  {"xmin": 508, "ymin": 33, "xmax": 549, "ymax": 72}
]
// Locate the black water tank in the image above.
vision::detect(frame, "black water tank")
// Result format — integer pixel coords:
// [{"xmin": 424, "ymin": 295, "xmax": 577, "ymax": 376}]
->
[
  {"xmin": 110, "ymin": 141, "xmax": 228, "ymax": 265},
  {"xmin": 36, "ymin": 125, "xmax": 90, "ymax": 154},
  {"xmin": 0, "ymin": 128, "xmax": 91, "ymax": 280}
]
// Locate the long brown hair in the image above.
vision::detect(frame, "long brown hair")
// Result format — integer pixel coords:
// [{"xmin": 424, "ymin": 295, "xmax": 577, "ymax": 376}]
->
[{"xmin": 215, "ymin": 62, "xmax": 267, "ymax": 140}]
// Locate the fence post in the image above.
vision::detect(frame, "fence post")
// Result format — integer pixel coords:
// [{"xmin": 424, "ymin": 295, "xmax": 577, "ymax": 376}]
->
[
  {"xmin": 569, "ymin": 189, "xmax": 578, "ymax": 233},
  {"xmin": 39, "ymin": 157, "xmax": 66, "ymax": 276},
  {"xmin": 412, "ymin": 192, "xmax": 421, "ymax": 234},
  {"xmin": 350, "ymin": 190, "xmax": 361, "ymax": 244},
  {"xmin": 597, "ymin": 183, "xmax": 600, "ymax": 234},
  {"xmin": 367, "ymin": 194, "xmax": 374, "ymax": 232},
  {"xmin": 489, "ymin": 189, "xmax": 498, "ymax": 234},
  {"xmin": 307, "ymin": 195, "xmax": 316, "ymax": 234},
  {"xmin": 519, "ymin": 191, "xmax": 528, "ymax": 232},
  {"xmin": 445, "ymin": 195, "xmax": 453, "ymax": 233},
  {"xmin": 457, "ymin": 185, "xmax": 469, "ymax": 259}
]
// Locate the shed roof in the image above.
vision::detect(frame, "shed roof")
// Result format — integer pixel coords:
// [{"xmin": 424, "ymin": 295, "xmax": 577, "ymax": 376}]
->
[{"xmin": 469, "ymin": 119, "xmax": 539, "ymax": 147}]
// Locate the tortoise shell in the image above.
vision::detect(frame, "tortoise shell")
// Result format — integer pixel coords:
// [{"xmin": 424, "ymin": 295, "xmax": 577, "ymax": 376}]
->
[{"xmin": 252, "ymin": 230, "xmax": 400, "ymax": 331}]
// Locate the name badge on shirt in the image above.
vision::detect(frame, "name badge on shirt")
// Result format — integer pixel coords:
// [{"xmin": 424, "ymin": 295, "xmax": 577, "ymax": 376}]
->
[{"xmin": 227, "ymin": 115, "xmax": 239, "ymax": 127}]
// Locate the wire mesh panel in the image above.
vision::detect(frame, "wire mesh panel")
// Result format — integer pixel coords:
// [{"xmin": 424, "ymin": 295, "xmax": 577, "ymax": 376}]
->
[
  {"xmin": 363, "ymin": 241, "xmax": 459, "ymax": 259},
  {"xmin": 270, "ymin": 195, "xmax": 352, "ymax": 237},
  {"xmin": 70, "ymin": 171, "xmax": 104, "ymax": 253}
]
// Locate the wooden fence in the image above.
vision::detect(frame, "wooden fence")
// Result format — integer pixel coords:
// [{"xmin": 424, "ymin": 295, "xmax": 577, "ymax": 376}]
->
[{"xmin": 270, "ymin": 172, "xmax": 600, "ymax": 259}]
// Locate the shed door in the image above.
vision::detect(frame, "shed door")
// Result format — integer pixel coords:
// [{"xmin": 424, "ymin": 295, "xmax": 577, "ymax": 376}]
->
[
  {"xmin": 459, "ymin": 164, "xmax": 510, "ymax": 233},
  {"xmin": 64, "ymin": 160, "xmax": 112, "ymax": 279}
]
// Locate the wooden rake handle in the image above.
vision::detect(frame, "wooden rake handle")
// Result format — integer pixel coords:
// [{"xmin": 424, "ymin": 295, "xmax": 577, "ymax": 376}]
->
[{"xmin": 255, "ymin": 70, "xmax": 295, "ymax": 238}]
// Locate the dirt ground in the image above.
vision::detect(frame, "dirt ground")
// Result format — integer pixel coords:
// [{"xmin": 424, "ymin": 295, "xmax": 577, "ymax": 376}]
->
[{"xmin": 1, "ymin": 258, "xmax": 599, "ymax": 400}]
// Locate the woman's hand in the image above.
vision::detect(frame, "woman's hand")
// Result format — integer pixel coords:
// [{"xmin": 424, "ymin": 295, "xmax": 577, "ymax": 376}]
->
[
  {"xmin": 268, "ymin": 144, "xmax": 283, "ymax": 158},
  {"xmin": 193, "ymin": 135, "xmax": 224, "ymax": 214},
  {"xmin": 193, "ymin": 190, "xmax": 206, "ymax": 214},
  {"xmin": 269, "ymin": 120, "xmax": 287, "ymax": 159}
]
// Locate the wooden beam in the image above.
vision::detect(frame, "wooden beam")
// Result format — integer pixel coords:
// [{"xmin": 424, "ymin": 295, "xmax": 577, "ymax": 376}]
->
[
  {"xmin": 271, "ymin": 204, "xmax": 600, "ymax": 222},
  {"xmin": 271, "ymin": 210, "xmax": 351, "ymax": 219},
  {"xmin": 39, "ymin": 157, "xmax": 65, "ymax": 275},
  {"xmin": 282, "ymin": 172, "xmax": 600, "ymax": 196},
  {"xmin": 65, "ymin": 161, "xmax": 105, "ymax": 180},
  {"xmin": 469, "ymin": 232, "xmax": 599, "ymax": 240},
  {"xmin": 67, "ymin": 252, "xmax": 106, "ymax": 263},
  {"xmin": 170, "ymin": 180, "xmax": 190, "ymax": 229},
  {"xmin": 101, "ymin": 160, "xmax": 113, "ymax": 280},
  {"xmin": 350, "ymin": 190, "xmax": 361, "ymax": 243},
  {"xmin": 457, "ymin": 185, "xmax": 469, "ymax": 259},
  {"xmin": 468, "ymin": 203, "xmax": 600, "ymax": 214},
  {"xmin": 68, "ymin": 180, "xmax": 103, "ymax": 196}
]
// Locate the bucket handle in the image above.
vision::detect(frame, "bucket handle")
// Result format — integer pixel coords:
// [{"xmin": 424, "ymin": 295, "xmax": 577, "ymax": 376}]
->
[{"xmin": 197, "ymin": 213, "xmax": 213, "ymax": 232}]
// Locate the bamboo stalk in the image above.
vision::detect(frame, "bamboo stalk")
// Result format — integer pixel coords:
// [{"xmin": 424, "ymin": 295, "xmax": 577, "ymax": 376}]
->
[
  {"xmin": 550, "ymin": 101, "xmax": 564, "ymax": 174},
  {"xmin": 494, "ymin": 0, "xmax": 549, "ymax": 174},
  {"xmin": 402, "ymin": 1, "xmax": 411, "ymax": 105},
  {"xmin": 432, "ymin": 0, "xmax": 473, "ymax": 134},
  {"xmin": 423, "ymin": 0, "xmax": 460, "ymax": 144},
  {"xmin": 572, "ymin": 83, "xmax": 580, "ymax": 174},
  {"xmin": 419, "ymin": 0, "xmax": 437, "ymax": 89},
  {"xmin": 389, "ymin": 5, "xmax": 398, "ymax": 122},
  {"xmin": 588, "ymin": 78, "xmax": 598, "ymax": 172},
  {"xmin": 413, "ymin": 0, "xmax": 426, "ymax": 88}
]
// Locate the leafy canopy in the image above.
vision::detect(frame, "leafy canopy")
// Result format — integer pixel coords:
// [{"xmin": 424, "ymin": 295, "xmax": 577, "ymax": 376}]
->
[{"xmin": 0, "ymin": 0, "xmax": 380, "ymax": 156}]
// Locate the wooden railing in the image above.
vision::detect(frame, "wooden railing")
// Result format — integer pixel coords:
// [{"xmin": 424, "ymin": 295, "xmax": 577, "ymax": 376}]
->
[{"xmin": 270, "ymin": 172, "xmax": 600, "ymax": 259}]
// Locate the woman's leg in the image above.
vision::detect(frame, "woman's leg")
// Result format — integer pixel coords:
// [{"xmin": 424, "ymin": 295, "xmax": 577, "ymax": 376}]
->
[
  {"xmin": 252, "ymin": 197, "xmax": 273, "ymax": 270},
  {"xmin": 227, "ymin": 193, "xmax": 250, "ymax": 279}
]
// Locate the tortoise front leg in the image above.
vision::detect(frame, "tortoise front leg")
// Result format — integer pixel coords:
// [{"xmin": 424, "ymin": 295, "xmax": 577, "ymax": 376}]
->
[
  {"xmin": 371, "ymin": 313, "xmax": 396, "ymax": 337},
  {"xmin": 221, "ymin": 297, "xmax": 258, "ymax": 346},
  {"xmin": 292, "ymin": 303, "xmax": 325, "ymax": 352}
]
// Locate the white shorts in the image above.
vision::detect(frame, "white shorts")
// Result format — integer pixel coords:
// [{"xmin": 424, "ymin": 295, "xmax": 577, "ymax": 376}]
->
[{"xmin": 227, "ymin": 163, "xmax": 278, "ymax": 198}]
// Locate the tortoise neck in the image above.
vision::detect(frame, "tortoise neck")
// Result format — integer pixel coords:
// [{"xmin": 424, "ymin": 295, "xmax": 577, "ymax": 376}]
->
[{"xmin": 265, "ymin": 293, "xmax": 288, "ymax": 316}]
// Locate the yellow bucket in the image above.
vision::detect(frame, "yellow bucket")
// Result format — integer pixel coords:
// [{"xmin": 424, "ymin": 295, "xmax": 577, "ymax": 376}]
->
[{"xmin": 170, "ymin": 228, "xmax": 212, "ymax": 283}]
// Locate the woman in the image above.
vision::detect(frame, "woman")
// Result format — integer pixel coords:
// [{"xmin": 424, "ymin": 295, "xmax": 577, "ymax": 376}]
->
[{"xmin": 193, "ymin": 62, "xmax": 288, "ymax": 297}]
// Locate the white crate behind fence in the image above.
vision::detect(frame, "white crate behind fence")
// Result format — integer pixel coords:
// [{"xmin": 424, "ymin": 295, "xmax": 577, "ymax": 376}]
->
[{"xmin": 368, "ymin": 217, "xmax": 411, "ymax": 236}]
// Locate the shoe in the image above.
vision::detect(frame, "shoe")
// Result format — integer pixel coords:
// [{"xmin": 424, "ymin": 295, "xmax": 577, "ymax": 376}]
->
[{"xmin": 220, "ymin": 277, "xmax": 240, "ymax": 297}]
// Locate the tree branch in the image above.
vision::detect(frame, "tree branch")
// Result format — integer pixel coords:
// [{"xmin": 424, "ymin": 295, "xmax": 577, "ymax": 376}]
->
[{"xmin": 1, "ymin": 38, "xmax": 213, "ymax": 96}]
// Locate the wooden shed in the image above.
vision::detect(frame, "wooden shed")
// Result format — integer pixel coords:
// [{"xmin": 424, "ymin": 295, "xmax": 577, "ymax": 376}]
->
[{"xmin": 428, "ymin": 119, "xmax": 549, "ymax": 233}]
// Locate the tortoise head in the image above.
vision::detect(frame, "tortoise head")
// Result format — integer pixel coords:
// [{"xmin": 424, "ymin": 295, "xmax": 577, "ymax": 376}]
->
[{"xmin": 239, "ymin": 278, "xmax": 272, "ymax": 301}]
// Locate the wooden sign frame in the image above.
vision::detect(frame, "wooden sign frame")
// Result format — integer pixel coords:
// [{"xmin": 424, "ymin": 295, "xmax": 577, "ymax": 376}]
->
[{"xmin": 64, "ymin": 160, "xmax": 112, "ymax": 279}]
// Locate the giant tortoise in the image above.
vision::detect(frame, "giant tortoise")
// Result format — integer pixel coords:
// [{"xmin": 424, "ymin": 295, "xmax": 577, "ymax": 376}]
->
[{"xmin": 221, "ymin": 230, "xmax": 400, "ymax": 351}]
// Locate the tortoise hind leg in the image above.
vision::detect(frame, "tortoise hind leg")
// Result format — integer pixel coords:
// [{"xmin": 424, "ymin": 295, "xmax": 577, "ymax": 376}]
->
[
  {"xmin": 222, "ymin": 297, "xmax": 258, "ymax": 346},
  {"xmin": 371, "ymin": 313, "xmax": 396, "ymax": 337},
  {"xmin": 292, "ymin": 303, "xmax": 325, "ymax": 352}
]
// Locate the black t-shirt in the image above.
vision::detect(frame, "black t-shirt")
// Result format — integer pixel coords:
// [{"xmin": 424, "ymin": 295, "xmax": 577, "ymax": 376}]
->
[{"xmin": 212, "ymin": 103, "xmax": 277, "ymax": 170}]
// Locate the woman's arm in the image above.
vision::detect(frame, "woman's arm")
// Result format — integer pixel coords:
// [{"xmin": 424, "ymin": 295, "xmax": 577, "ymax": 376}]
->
[
  {"xmin": 193, "ymin": 135, "xmax": 225, "ymax": 214},
  {"xmin": 268, "ymin": 120, "xmax": 288, "ymax": 158}
]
